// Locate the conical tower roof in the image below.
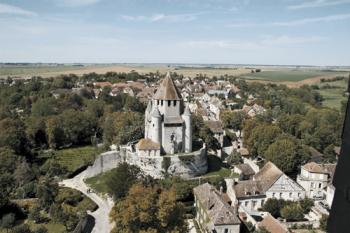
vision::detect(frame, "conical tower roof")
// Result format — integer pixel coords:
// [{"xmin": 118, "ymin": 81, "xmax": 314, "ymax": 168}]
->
[{"xmin": 153, "ymin": 72, "xmax": 182, "ymax": 100}]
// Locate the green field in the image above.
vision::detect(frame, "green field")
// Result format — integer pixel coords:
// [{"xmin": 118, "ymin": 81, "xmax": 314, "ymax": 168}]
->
[
  {"xmin": 0, "ymin": 64, "xmax": 86, "ymax": 77},
  {"xmin": 242, "ymin": 70, "xmax": 346, "ymax": 82},
  {"xmin": 53, "ymin": 146, "xmax": 98, "ymax": 173},
  {"xmin": 85, "ymin": 168, "xmax": 115, "ymax": 194},
  {"xmin": 317, "ymin": 80, "xmax": 348, "ymax": 109}
]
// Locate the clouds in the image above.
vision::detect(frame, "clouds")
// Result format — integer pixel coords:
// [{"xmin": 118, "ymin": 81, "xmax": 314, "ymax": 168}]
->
[
  {"xmin": 0, "ymin": 3, "xmax": 36, "ymax": 16},
  {"xmin": 273, "ymin": 13, "xmax": 350, "ymax": 26},
  {"xmin": 121, "ymin": 12, "xmax": 202, "ymax": 23},
  {"xmin": 288, "ymin": 0, "xmax": 350, "ymax": 10},
  {"xmin": 55, "ymin": 0, "xmax": 101, "ymax": 7},
  {"xmin": 182, "ymin": 35, "xmax": 326, "ymax": 51},
  {"xmin": 228, "ymin": 13, "xmax": 350, "ymax": 28}
]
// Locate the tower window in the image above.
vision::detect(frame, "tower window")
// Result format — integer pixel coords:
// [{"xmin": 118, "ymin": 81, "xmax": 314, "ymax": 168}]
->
[
  {"xmin": 161, "ymin": 100, "xmax": 163, "ymax": 106},
  {"xmin": 168, "ymin": 100, "xmax": 171, "ymax": 106},
  {"xmin": 157, "ymin": 100, "xmax": 159, "ymax": 105},
  {"xmin": 173, "ymin": 100, "xmax": 176, "ymax": 106}
]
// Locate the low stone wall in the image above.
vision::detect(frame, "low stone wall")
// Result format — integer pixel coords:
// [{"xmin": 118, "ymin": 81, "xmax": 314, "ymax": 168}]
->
[{"xmin": 84, "ymin": 145, "xmax": 208, "ymax": 179}]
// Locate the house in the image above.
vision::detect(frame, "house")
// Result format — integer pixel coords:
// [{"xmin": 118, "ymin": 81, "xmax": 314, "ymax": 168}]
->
[
  {"xmin": 206, "ymin": 120, "xmax": 225, "ymax": 147},
  {"xmin": 234, "ymin": 164, "xmax": 255, "ymax": 180},
  {"xmin": 208, "ymin": 96, "xmax": 223, "ymax": 120},
  {"xmin": 226, "ymin": 162, "xmax": 305, "ymax": 212},
  {"xmin": 296, "ymin": 162, "xmax": 336, "ymax": 199},
  {"xmin": 193, "ymin": 183, "xmax": 241, "ymax": 233},
  {"xmin": 242, "ymin": 104, "xmax": 265, "ymax": 118},
  {"xmin": 258, "ymin": 213, "xmax": 290, "ymax": 233},
  {"xmin": 93, "ymin": 81, "xmax": 112, "ymax": 88}
]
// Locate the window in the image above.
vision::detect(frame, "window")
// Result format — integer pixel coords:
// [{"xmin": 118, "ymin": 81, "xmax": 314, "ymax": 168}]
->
[
  {"xmin": 289, "ymin": 193, "xmax": 292, "ymax": 198},
  {"xmin": 272, "ymin": 193, "xmax": 275, "ymax": 197},
  {"xmin": 298, "ymin": 193, "xmax": 301, "ymax": 197},
  {"xmin": 161, "ymin": 100, "xmax": 163, "ymax": 106},
  {"xmin": 261, "ymin": 200, "xmax": 265, "ymax": 206},
  {"xmin": 173, "ymin": 100, "xmax": 176, "ymax": 106},
  {"xmin": 157, "ymin": 100, "xmax": 159, "ymax": 105},
  {"xmin": 252, "ymin": 201, "xmax": 257, "ymax": 208},
  {"xmin": 280, "ymin": 193, "xmax": 282, "ymax": 198},
  {"xmin": 245, "ymin": 201, "xmax": 248, "ymax": 207},
  {"xmin": 224, "ymin": 229, "xmax": 228, "ymax": 233},
  {"xmin": 168, "ymin": 100, "xmax": 171, "ymax": 106},
  {"xmin": 319, "ymin": 183, "xmax": 322, "ymax": 188},
  {"xmin": 311, "ymin": 182, "xmax": 314, "ymax": 188}
]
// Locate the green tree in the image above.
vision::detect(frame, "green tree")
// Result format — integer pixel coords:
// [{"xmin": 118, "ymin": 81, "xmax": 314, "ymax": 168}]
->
[
  {"xmin": 103, "ymin": 112, "xmax": 144, "ymax": 146},
  {"xmin": 221, "ymin": 110, "xmax": 246, "ymax": 130},
  {"xmin": 106, "ymin": 163, "xmax": 142, "ymax": 200},
  {"xmin": 0, "ymin": 213, "xmax": 15, "ymax": 233},
  {"xmin": 245, "ymin": 123, "xmax": 282, "ymax": 157},
  {"xmin": 264, "ymin": 135, "xmax": 310, "ymax": 175},
  {"xmin": 299, "ymin": 198, "xmax": 314, "ymax": 214},
  {"xmin": 0, "ymin": 118, "xmax": 27, "ymax": 154},
  {"xmin": 45, "ymin": 116, "xmax": 65, "ymax": 149},
  {"xmin": 31, "ymin": 98, "xmax": 56, "ymax": 117},
  {"xmin": 33, "ymin": 226, "xmax": 48, "ymax": 233},
  {"xmin": 12, "ymin": 224, "xmax": 33, "ymax": 233},
  {"xmin": 28, "ymin": 205, "xmax": 42, "ymax": 223},
  {"xmin": 36, "ymin": 178, "xmax": 59, "ymax": 210},
  {"xmin": 262, "ymin": 198, "xmax": 289, "ymax": 218},
  {"xmin": 320, "ymin": 214, "xmax": 328, "ymax": 231},
  {"xmin": 280, "ymin": 204, "xmax": 304, "ymax": 221},
  {"xmin": 109, "ymin": 183, "xmax": 187, "ymax": 233}
]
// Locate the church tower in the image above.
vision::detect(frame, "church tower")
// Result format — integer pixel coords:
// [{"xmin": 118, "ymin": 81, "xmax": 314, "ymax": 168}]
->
[{"xmin": 144, "ymin": 72, "xmax": 192, "ymax": 154}]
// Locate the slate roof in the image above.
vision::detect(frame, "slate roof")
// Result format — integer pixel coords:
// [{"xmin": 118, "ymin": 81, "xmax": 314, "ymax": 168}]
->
[
  {"xmin": 136, "ymin": 138, "xmax": 160, "ymax": 150},
  {"xmin": 303, "ymin": 162, "xmax": 325, "ymax": 173},
  {"xmin": 206, "ymin": 120, "xmax": 224, "ymax": 134},
  {"xmin": 153, "ymin": 72, "xmax": 182, "ymax": 100},
  {"xmin": 258, "ymin": 213, "xmax": 289, "ymax": 233},
  {"xmin": 233, "ymin": 180, "xmax": 265, "ymax": 198},
  {"xmin": 235, "ymin": 164, "xmax": 255, "ymax": 176},
  {"xmin": 193, "ymin": 183, "xmax": 241, "ymax": 226},
  {"xmin": 253, "ymin": 162, "xmax": 284, "ymax": 192}
]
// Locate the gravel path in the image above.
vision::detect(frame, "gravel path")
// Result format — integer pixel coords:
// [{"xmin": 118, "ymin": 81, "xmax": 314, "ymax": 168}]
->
[{"xmin": 59, "ymin": 171, "xmax": 114, "ymax": 233}]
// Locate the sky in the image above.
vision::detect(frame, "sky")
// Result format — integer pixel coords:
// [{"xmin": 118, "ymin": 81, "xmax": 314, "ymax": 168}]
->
[{"xmin": 0, "ymin": 0, "xmax": 349, "ymax": 66}]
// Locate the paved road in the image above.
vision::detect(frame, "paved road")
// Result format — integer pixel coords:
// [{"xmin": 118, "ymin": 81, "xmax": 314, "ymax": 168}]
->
[{"xmin": 59, "ymin": 170, "xmax": 114, "ymax": 233}]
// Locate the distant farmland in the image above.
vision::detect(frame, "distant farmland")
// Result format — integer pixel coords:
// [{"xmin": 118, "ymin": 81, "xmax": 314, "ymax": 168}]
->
[{"xmin": 241, "ymin": 70, "xmax": 347, "ymax": 82}]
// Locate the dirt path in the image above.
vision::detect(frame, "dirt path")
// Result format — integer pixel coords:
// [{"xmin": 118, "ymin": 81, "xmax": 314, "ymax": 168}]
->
[{"xmin": 59, "ymin": 170, "xmax": 114, "ymax": 233}]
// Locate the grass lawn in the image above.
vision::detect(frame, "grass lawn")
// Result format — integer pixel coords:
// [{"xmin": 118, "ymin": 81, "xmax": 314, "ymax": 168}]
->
[
  {"xmin": 241, "ymin": 70, "xmax": 345, "ymax": 82},
  {"xmin": 52, "ymin": 146, "xmax": 98, "ymax": 173},
  {"xmin": 316, "ymin": 79, "xmax": 348, "ymax": 110},
  {"xmin": 27, "ymin": 220, "xmax": 66, "ymax": 233},
  {"xmin": 204, "ymin": 154, "xmax": 238, "ymax": 178},
  {"xmin": 85, "ymin": 168, "xmax": 116, "ymax": 194}
]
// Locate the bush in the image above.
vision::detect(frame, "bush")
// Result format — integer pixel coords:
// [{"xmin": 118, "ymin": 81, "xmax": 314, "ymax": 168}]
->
[
  {"xmin": 320, "ymin": 214, "xmax": 328, "ymax": 231},
  {"xmin": 28, "ymin": 205, "xmax": 41, "ymax": 223},
  {"xmin": 281, "ymin": 204, "xmax": 304, "ymax": 221}
]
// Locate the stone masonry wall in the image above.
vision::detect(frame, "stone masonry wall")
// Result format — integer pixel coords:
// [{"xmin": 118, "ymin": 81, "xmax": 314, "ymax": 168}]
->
[{"xmin": 84, "ymin": 145, "xmax": 208, "ymax": 179}]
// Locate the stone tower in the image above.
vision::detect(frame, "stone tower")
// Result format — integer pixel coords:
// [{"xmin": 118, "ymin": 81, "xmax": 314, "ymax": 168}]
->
[{"xmin": 144, "ymin": 72, "xmax": 192, "ymax": 154}]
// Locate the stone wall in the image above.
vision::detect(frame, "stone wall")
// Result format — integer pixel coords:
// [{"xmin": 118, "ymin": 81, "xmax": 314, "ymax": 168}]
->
[{"xmin": 84, "ymin": 144, "xmax": 208, "ymax": 179}]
